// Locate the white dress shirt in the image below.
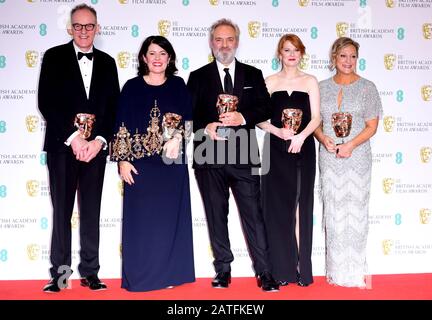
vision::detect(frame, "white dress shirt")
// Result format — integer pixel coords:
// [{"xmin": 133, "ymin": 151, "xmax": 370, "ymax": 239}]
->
[{"xmin": 65, "ymin": 43, "xmax": 106, "ymax": 149}]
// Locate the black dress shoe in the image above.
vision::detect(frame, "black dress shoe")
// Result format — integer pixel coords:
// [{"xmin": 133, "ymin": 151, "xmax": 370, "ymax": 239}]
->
[
  {"xmin": 296, "ymin": 271, "xmax": 309, "ymax": 287},
  {"xmin": 257, "ymin": 271, "xmax": 279, "ymax": 292},
  {"xmin": 211, "ymin": 272, "xmax": 231, "ymax": 288},
  {"xmin": 43, "ymin": 279, "xmax": 61, "ymax": 293},
  {"xmin": 80, "ymin": 275, "xmax": 107, "ymax": 291}
]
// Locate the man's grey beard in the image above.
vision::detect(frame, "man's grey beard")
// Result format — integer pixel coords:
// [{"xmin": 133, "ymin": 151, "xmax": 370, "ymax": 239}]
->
[{"xmin": 214, "ymin": 49, "xmax": 236, "ymax": 65}]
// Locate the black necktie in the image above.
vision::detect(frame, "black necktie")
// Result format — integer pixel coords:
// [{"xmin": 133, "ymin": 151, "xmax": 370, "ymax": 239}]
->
[
  {"xmin": 77, "ymin": 52, "xmax": 93, "ymax": 60},
  {"xmin": 223, "ymin": 68, "xmax": 233, "ymax": 94}
]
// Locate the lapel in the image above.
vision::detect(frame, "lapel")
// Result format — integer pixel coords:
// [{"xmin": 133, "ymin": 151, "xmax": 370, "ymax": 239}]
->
[
  {"xmin": 67, "ymin": 41, "xmax": 88, "ymax": 102},
  {"xmin": 210, "ymin": 61, "xmax": 223, "ymax": 94},
  {"xmin": 89, "ymin": 47, "xmax": 100, "ymax": 102},
  {"xmin": 233, "ymin": 59, "xmax": 245, "ymax": 109}
]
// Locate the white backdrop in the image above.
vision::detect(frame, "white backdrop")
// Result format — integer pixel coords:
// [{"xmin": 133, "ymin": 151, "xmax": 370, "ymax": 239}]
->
[{"xmin": 0, "ymin": 0, "xmax": 431, "ymax": 281}]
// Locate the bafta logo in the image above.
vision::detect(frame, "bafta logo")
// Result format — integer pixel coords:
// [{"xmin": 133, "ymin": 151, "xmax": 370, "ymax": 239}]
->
[
  {"xmin": 382, "ymin": 178, "xmax": 394, "ymax": 194},
  {"xmin": 423, "ymin": 23, "xmax": 432, "ymax": 40},
  {"xmin": 71, "ymin": 211, "xmax": 80, "ymax": 229},
  {"xmin": 25, "ymin": 115, "xmax": 39, "ymax": 133},
  {"xmin": 158, "ymin": 20, "xmax": 171, "ymax": 37},
  {"xmin": 25, "ymin": 50, "xmax": 38, "ymax": 68},
  {"xmin": 298, "ymin": 0, "xmax": 309, "ymax": 6},
  {"xmin": 117, "ymin": 51, "xmax": 131, "ymax": 69},
  {"xmin": 248, "ymin": 21, "xmax": 261, "ymax": 38},
  {"xmin": 421, "ymin": 85, "xmax": 432, "ymax": 101},
  {"xmin": 384, "ymin": 54, "xmax": 396, "ymax": 70},
  {"xmin": 420, "ymin": 208, "xmax": 431, "ymax": 224},
  {"xmin": 118, "ymin": 0, "xmax": 128, "ymax": 3},
  {"xmin": 336, "ymin": 22, "xmax": 349, "ymax": 37},
  {"xmin": 299, "ymin": 53, "xmax": 310, "ymax": 70},
  {"xmin": 383, "ymin": 116, "xmax": 395, "ymax": 132},
  {"xmin": 26, "ymin": 180, "xmax": 39, "ymax": 197},
  {"xmin": 208, "ymin": 53, "xmax": 214, "ymax": 63},
  {"xmin": 385, "ymin": 0, "xmax": 396, "ymax": 8},
  {"xmin": 27, "ymin": 244, "xmax": 40, "ymax": 261},
  {"xmin": 382, "ymin": 239, "xmax": 393, "ymax": 255},
  {"xmin": 420, "ymin": 147, "xmax": 432, "ymax": 163},
  {"xmin": 209, "ymin": 0, "xmax": 219, "ymax": 5}
]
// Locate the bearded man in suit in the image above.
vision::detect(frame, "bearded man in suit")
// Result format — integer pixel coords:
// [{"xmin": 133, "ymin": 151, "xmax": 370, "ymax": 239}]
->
[{"xmin": 187, "ymin": 18, "xmax": 279, "ymax": 292}]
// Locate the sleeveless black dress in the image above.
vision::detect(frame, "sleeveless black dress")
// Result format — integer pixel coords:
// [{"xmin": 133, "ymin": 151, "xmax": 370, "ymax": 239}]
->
[{"xmin": 261, "ymin": 91, "xmax": 316, "ymax": 285}]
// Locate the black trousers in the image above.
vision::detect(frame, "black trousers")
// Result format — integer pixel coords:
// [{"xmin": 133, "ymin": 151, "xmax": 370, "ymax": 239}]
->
[
  {"xmin": 47, "ymin": 151, "xmax": 106, "ymax": 279},
  {"xmin": 195, "ymin": 166, "xmax": 271, "ymax": 275}
]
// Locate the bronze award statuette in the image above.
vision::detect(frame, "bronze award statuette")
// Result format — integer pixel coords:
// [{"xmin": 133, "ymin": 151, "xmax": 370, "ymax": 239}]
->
[
  {"xmin": 331, "ymin": 112, "xmax": 352, "ymax": 145},
  {"xmin": 162, "ymin": 112, "xmax": 182, "ymax": 141},
  {"xmin": 216, "ymin": 93, "xmax": 239, "ymax": 138},
  {"xmin": 74, "ymin": 113, "xmax": 96, "ymax": 139},
  {"xmin": 281, "ymin": 108, "xmax": 303, "ymax": 133},
  {"xmin": 281, "ymin": 108, "xmax": 303, "ymax": 153}
]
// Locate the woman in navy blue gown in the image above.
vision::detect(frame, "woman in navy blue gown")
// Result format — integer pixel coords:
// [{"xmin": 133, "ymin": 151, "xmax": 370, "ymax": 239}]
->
[{"xmin": 111, "ymin": 36, "xmax": 195, "ymax": 291}]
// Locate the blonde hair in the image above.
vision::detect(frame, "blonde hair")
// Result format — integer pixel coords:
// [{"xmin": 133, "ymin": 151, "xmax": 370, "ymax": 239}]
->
[{"xmin": 329, "ymin": 37, "xmax": 359, "ymax": 71}]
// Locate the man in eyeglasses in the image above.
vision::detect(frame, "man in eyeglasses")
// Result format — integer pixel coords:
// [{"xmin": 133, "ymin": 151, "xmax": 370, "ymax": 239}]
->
[{"xmin": 38, "ymin": 3, "xmax": 120, "ymax": 293}]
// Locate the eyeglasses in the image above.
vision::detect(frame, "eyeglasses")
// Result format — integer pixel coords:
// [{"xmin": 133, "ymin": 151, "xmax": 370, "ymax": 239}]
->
[{"xmin": 72, "ymin": 23, "xmax": 96, "ymax": 31}]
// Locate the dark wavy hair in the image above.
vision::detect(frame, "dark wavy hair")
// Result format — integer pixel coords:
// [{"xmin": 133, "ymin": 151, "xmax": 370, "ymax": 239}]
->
[{"xmin": 137, "ymin": 35, "xmax": 178, "ymax": 77}]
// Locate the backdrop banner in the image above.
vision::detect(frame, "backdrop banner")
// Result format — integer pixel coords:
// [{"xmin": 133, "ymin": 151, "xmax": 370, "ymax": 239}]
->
[{"xmin": 0, "ymin": 0, "xmax": 431, "ymax": 280}]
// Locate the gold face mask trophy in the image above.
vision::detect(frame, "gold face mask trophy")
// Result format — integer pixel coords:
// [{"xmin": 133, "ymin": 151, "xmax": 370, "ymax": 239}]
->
[
  {"xmin": 216, "ymin": 94, "xmax": 238, "ymax": 138},
  {"xmin": 74, "ymin": 113, "xmax": 96, "ymax": 139}
]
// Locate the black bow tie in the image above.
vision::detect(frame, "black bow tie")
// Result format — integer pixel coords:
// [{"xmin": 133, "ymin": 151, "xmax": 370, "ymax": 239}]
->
[{"xmin": 77, "ymin": 52, "xmax": 93, "ymax": 60}]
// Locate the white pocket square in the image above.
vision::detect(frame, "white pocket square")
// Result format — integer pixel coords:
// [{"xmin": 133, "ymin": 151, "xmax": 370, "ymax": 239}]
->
[{"xmin": 243, "ymin": 86, "xmax": 253, "ymax": 89}]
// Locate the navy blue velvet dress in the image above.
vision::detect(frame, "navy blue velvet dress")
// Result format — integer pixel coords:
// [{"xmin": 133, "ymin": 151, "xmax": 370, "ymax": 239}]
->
[{"xmin": 115, "ymin": 75, "xmax": 195, "ymax": 291}]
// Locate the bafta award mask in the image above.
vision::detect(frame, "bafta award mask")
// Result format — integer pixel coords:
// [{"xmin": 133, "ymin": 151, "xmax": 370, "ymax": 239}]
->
[
  {"xmin": 420, "ymin": 147, "xmax": 432, "ymax": 163},
  {"xmin": 216, "ymin": 94, "xmax": 239, "ymax": 115},
  {"xmin": 336, "ymin": 22, "xmax": 349, "ymax": 37},
  {"xmin": 25, "ymin": 115, "xmax": 39, "ymax": 133},
  {"xmin": 117, "ymin": 51, "xmax": 131, "ymax": 69},
  {"xmin": 74, "ymin": 113, "xmax": 96, "ymax": 139},
  {"xmin": 248, "ymin": 21, "xmax": 261, "ymax": 38},
  {"xmin": 162, "ymin": 112, "xmax": 182, "ymax": 140},
  {"xmin": 25, "ymin": 50, "xmax": 38, "ymax": 68},
  {"xmin": 382, "ymin": 178, "xmax": 394, "ymax": 194},
  {"xmin": 383, "ymin": 116, "xmax": 395, "ymax": 132},
  {"xmin": 281, "ymin": 108, "xmax": 303, "ymax": 133},
  {"xmin": 158, "ymin": 20, "xmax": 171, "ymax": 37},
  {"xmin": 384, "ymin": 54, "xmax": 396, "ymax": 70},
  {"xmin": 420, "ymin": 208, "xmax": 431, "ymax": 224},
  {"xmin": 331, "ymin": 112, "xmax": 352, "ymax": 143}
]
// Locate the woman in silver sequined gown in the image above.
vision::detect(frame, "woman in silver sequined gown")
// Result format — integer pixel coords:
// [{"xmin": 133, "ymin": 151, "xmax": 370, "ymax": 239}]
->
[{"xmin": 314, "ymin": 37, "xmax": 382, "ymax": 287}]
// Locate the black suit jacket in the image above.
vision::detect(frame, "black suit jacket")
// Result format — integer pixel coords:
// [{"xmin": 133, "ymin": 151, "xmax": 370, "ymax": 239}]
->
[
  {"xmin": 38, "ymin": 40, "xmax": 120, "ymax": 152},
  {"xmin": 187, "ymin": 59, "xmax": 270, "ymax": 168}
]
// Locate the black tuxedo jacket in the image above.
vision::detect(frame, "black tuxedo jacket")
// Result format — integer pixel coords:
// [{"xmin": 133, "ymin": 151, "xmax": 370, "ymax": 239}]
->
[
  {"xmin": 38, "ymin": 40, "xmax": 120, "ymax": 152},
  {"xmin": 187, "ymin": 59, "xmax": 270, "ymax": 169}
]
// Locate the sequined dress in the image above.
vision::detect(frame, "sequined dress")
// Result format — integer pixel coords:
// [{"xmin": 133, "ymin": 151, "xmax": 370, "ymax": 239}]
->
[{"xmin": 318, "ymin": 77, "xmax": 382, "ymax": 287}]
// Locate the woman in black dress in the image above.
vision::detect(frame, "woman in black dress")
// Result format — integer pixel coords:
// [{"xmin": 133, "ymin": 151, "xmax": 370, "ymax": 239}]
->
[
  {"xmin": 111, "ymin": 36, "xmax": 195, "ymax": 291},
  {"xmin": 258, "ymin": 34, "xmax": 320, "ymax": 287}
]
